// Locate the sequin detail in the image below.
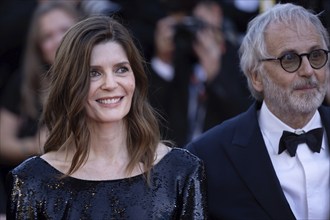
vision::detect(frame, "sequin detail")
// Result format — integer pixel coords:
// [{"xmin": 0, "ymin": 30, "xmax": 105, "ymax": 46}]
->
[{"xmin": 6, "ymin": 148, "xmax": 207, "ymax": 219}]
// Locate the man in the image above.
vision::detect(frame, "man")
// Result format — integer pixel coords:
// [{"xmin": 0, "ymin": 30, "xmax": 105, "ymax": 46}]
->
[
  {"xmin": 149, "ymin": 0, "xmax": 251, "ymax": 146},
  {"xmin": 186, "ymin": 3, "xmax": 330, "ymax": 220}
]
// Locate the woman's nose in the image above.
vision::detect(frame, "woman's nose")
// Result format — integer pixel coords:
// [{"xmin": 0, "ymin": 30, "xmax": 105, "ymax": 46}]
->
[{"xmin": 101, "ymin": 73, "xmax": 118, "ymax": 89}]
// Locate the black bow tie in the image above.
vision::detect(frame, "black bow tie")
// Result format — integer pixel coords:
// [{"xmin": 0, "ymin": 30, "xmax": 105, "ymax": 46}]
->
[{"xmin": 278, "ymin": 128, "xmax": 323, "ymax": 157}]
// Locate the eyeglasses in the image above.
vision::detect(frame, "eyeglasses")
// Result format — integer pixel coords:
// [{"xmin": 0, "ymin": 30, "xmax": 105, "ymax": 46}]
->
[{"xmin": 260, "ymin": 49, "xmax": 330, "ymax": 73}]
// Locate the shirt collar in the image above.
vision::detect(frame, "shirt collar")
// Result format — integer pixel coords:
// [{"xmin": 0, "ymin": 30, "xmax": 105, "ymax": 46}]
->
[{"xmin": 258, "ymin": 101, "xmax": 324, "ymax": 151}]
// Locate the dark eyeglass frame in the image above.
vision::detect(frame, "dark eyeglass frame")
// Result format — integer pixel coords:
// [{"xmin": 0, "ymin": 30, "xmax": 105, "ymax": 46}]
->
[{"xmin": 259, "ymin": 49, "xmax": 330, "ymax": 73}]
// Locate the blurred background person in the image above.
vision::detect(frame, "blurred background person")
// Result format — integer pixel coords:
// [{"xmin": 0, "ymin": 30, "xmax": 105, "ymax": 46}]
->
[
  {"xmin": 0, "ymin": 1, "xmax": 81, "ymax": 217},
  {"xmin": 148, "ymin": 0, "xmax": 252, "ymax": 146}
]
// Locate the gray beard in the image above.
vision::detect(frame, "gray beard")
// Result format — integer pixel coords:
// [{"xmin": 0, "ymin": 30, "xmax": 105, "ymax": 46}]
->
[{"xmin": 262, "ymin": 74, "xmax": 326, "ymax": 115}]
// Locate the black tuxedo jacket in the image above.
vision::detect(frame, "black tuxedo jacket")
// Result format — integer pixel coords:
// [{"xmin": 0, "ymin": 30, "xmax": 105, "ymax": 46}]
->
[{"xmin": 186, "ymin": 102, "xmax": 330, "ymax": 220}]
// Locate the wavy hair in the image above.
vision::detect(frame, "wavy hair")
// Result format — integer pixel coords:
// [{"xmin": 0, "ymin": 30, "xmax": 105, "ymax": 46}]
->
[
  {"xmin": 239, "ymin": 3, "xmax": 330, "ymax": 101},
  {"xmin": 41, "ymin": 16, "xmax": 161, "ymax": 178}
]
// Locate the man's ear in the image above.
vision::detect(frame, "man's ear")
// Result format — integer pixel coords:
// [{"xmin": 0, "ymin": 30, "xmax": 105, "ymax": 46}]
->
[{"xmin": 250, "ymin": 71, "xmax": 264, "ymax": 92}]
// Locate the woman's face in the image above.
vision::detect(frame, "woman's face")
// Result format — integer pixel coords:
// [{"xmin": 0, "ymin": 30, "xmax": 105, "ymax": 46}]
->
[
  {"xmin": 39, "ymin": 9, "xmax": 76, "ymax": 65},
  {"xmin": 85, "ymin": 41, "xmax": 136, "ymax": 124}
]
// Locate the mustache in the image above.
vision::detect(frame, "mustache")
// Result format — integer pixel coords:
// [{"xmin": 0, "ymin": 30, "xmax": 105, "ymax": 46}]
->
[{"xmin": 292, "ymin": 77, "xmax": 319, "ymax": 90}]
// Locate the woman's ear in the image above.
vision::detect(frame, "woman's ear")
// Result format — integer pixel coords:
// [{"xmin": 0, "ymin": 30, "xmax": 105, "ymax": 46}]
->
[{"xmin": 250, "ymin": 71, "xmax": 264, "ymax": 93}]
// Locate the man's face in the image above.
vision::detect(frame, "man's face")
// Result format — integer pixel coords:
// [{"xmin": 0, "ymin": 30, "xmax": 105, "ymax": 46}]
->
[{"xmin": 255, "ymin": 22, "xmax": 329, "ymax": 119}]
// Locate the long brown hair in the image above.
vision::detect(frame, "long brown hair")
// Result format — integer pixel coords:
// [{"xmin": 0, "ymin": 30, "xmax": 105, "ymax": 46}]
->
[{"xmin": 42, "ymin": 16, "xmax": 161, "ymax": 178}]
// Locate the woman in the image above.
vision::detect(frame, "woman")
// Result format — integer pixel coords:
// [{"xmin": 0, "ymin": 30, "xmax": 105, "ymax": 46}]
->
[
  {"xmin": 6, "ymin": 16, "xmax": 207, "ymax": 219},
  {"xmin": 0, "ymin": 1, "xmax": 80, "ymax": 165},
  {"xmin": 0, "ymin": 1, "xmax": 80, "ymax": 217}
]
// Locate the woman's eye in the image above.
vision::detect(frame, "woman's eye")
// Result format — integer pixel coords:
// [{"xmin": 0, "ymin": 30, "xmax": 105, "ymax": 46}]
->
[
  {"xmin": 90, "ymin": 70, "xmax": 101, "ymax": 77},
  {"xmin": 116, "ymin": 66, "xmax": 129, "ymax": 74}
]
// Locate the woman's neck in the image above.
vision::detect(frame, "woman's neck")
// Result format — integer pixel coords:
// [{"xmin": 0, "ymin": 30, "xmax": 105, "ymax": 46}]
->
[{"xmin": 87, "ymin": 120, "xmax": 129, "ymax": 161}]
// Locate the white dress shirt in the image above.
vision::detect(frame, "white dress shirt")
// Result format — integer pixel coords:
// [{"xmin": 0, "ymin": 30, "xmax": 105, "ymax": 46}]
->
[{"xmin": 258, "ymin": 102, "xmax": 330, "ymax": 220}]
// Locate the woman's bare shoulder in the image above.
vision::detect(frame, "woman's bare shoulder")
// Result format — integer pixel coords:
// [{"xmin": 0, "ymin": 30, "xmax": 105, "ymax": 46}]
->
[
  {"xmin": 154, "ymin": 143, "xmax": 172, "ymax": 165},
  {"xmin": 41, "ymin": 151, "xmax": 71, "ymax": 174}
]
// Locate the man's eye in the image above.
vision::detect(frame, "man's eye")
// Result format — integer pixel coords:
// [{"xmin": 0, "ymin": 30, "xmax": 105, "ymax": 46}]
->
[
  {"xmin": 310, "ymin": 50, "xmax": 322, "ymax": 59},
  {"xmin": 282, "ymin": 53, "xmax": 297, "ymax": 62}
]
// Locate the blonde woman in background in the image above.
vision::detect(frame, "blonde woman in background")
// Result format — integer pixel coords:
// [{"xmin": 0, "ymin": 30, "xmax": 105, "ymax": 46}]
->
[{"xmin": 0, "ymin": 1, "xmax": 80, "ymax": 218}]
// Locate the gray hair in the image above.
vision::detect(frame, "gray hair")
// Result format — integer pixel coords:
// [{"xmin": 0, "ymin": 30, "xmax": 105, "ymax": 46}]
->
[{"xmin": 239, "ymin": 3, "xmax": 330, "ymax": 101}]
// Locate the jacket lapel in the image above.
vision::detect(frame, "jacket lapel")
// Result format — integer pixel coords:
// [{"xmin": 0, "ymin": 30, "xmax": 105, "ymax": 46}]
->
[
  {"xmin": 224, "ymin": 102, "xmax": 296, "ymax": 220},
  {"xmin": 319, "ymin": 105, "xmax": 330, "ymax": 148}
]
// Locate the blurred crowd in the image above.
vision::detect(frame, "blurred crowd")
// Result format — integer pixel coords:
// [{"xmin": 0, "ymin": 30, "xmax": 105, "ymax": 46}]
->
[{"xmin": 1, "ymin": 0, "xmax": 330, "ymax": 218}]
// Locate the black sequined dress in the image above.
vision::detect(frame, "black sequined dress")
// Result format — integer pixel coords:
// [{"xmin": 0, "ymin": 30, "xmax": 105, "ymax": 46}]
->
[{"xmin": 6, "ymin": 148, "xmax": 207, "ymax": 219}]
